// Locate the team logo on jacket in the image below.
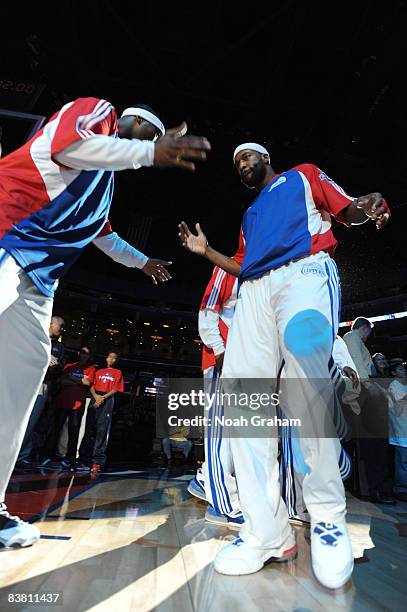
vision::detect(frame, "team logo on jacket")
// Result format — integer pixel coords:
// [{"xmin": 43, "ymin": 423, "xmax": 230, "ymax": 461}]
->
[
  {"xmin": 268, "ymin": 176, "xmax": 287, "ymax": 192},
  {"xmin": 319, "ymin": 171, "xmax": 337, "ymax": 185},
  {"xmin": 301, "ymin": 263, "xmax": 325, "ymax": 277}
]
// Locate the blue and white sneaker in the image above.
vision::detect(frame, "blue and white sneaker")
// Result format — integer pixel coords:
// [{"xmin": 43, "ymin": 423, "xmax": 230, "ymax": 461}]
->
[
  {"xmin": 187, "ymin": 476, "xmax": 207, "ymax": 502},
  {"xmin": 0, "ymin": 503, "xmax": 40, "ymax": 548},
  {"xmin": 205, "ymin": 505, "xmax": 244, "ymax": 529},
  {"xmin": 311, "ymin": 521, "xmax": 354, "ymax": 589}
]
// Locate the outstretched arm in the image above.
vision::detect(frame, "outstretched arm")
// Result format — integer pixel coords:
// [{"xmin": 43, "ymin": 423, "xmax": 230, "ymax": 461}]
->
[
  {"xmin": 93, "ymin": 229, "xmax": 172, "ymax": 285},
  {"xmin": 178, "ymin": 221, "xmax": 241, "ymax": 277},
  {"xmin": 54, "ymin": 122, "xmax": 210, "ymax": 172}
]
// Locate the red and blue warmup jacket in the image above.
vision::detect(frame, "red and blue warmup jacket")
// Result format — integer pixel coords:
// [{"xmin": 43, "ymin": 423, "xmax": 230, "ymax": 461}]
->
[
  {"xmin": 239, "ymin": 164, "xmax": 354, "ymax": 282},
  {"xmin": 0, "ymin": 97, "xmax": 118, "ymax": 296}
]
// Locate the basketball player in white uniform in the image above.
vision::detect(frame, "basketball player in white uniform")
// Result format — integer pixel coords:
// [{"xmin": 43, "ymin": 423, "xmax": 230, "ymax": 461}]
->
[{"xmin": 178, "ymin": 142, "xmax": 390, "ymax": 589}]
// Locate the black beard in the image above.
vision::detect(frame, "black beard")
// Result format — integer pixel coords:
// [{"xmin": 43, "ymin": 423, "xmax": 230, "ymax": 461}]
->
[{"xmin": 241, "ymin": 162, "xmax": 267, "ymax": 190}]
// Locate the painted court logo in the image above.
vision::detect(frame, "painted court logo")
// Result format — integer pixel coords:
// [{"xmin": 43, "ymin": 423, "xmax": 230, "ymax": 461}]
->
[{"xmin": 301, "ymin": 263, "xmax": 325, "ymax": 277}]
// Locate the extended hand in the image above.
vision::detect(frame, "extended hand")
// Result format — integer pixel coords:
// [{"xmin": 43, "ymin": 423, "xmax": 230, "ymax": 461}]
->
[
  {"xmin": 342, "ymin": 366, "xmax": 359, "ymax": 389},
  {"xmin": 142, "ymin": 259, "xmax": 172, "ymax": 285},
  {"xmin": 154, "ymin": 122, "xmax": 211, "ymax": 171},
  {"xmin": 178, "ymin": 221, "xmax": 208, "ymax": 255},
  {"xmin": 355, "ymin": 192, "xmax": 391, "ymax": 229}
]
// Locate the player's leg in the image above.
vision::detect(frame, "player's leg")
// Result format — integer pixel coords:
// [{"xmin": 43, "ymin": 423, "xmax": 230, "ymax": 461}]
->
[
  {"xmin": 275, "ymin": 252, "xmax": 353, "ymax": 589},
  {"xmin": 215, "ymin": 273, "xmax": 295, "ymax": 575},
  {"xmin": 279, "ymin": 420, "xmax": 309, "ymax": 523},
  {"xmin": 189, "ymin": 365, "xmax": 243, "ymax": 523},
  {"xmin": 92, "ymin": 397, "xmax": 114, "ymax": 469},
  {"xmin": 203, "ymin": 366, "xmax": 243, "ymax": 522},
  {"xmin": 280, "ymin": 428, "xmax": 351, "ymax": 525},
  {"xmin": 0, "ymin": 252, "xmax": 52, "ymax": 547},
  {"xmin": 186, "ymin": 369, "xmax": 213, "ymax": 501},
  {"xmin": 280, "ymin": 359, "xmax": 353, "ymax": 523}
]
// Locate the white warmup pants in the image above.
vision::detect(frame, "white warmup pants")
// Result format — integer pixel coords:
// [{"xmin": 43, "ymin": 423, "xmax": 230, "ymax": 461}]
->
[
  {"xmin": 222, "ymin": 252, "xmax": 346, "ymax": 552},
  {"xmin": 202, "ymin": 366, "xmax": 242, "ymax": 518},
  {"xmin": 0, "ymin": 252, "xmax": 53, "ymax": 502},
  {"xmin": 280, "ymin": 362, "xmax": 353, "ymax": 520}
]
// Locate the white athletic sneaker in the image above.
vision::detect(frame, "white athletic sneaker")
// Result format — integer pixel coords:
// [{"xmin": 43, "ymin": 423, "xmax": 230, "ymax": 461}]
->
[
  {"xmin": 311, "ymin": 521, "xmax": 354, "ymax": 589},
  {"xmin": 214, "ymin": 531, "xmax": 297, "ymax": 575},
  {"xmin": 0, "ymin": 502, "xmax": 40, "ymax": 548}
]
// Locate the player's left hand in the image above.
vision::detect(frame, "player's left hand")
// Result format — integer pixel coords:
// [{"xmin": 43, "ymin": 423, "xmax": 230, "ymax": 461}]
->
[
  {"xmin": 178, "ymin": 222, "xmax": 208, "ymax": 255},
  {"xmin": 142, "ymin": 259, "xmax": 172, "ymax": 285},
  {"xmin": 355, "ymin": 192, "xmax": 391, "ymax": 229}
]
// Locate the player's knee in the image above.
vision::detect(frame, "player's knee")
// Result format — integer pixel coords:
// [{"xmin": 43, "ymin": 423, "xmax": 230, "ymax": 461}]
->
[{"xmin": 284, "ymin": 309, "xmax": 332, "ymax": 358}]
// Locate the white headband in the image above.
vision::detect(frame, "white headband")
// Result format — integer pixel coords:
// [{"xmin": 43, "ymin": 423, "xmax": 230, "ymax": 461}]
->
[
  {"xmin": 233, "ymin": 142, "xmax": 270, "ymax": 161},
  {"xmin": 121, "ymin": 107, "xmax": 165, "ymax": 135}
]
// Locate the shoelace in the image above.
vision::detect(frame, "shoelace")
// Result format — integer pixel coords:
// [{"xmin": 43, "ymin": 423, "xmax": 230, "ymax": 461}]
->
[{"xmin": 0, "ymin": 503, "xmax": 22, "ymax": 524}]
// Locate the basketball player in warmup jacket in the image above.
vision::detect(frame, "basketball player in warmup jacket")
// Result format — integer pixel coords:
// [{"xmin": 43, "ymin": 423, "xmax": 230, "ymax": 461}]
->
[
  {"xmin": 0, "ymin": 97, "xmax": 210, "ymax": 548},
  {"xmin": 178, "ymin": 142, "xmax": 390, "ymax": 589}
]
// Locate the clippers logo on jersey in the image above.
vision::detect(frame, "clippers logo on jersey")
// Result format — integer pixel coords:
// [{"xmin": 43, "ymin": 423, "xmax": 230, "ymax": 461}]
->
[
  {"xmin": 301, "ymin": 263, "xmax": 325, "ymax": 277},
  {"xmin": 0, "ymin": 97, "xmax": 118, "ymax": 297},
  {"xmin": 240, "ymin": 163, "xmax": 355, "ymax": 282}
]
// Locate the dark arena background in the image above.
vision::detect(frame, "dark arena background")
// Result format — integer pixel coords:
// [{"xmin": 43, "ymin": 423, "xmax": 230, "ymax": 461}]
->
[{"xmin": 0, "ymin": 2, "xmax": 406, "ymax": 611}]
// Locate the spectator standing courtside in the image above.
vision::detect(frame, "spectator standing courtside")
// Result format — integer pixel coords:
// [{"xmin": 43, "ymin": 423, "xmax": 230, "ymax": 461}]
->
[
  {"xmin": 41, "ymin": 346, "xmax": 96, "ymax": 469},
  {"xmin": 344, "ymin": 318, "xmax": 395, "ymax": 504},
  {"xmin": 77, "ymin": 352, "xmax": 124, "ymax": 474}
]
